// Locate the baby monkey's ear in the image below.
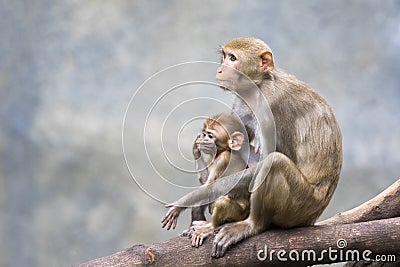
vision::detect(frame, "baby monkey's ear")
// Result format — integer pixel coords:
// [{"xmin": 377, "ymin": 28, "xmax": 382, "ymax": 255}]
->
[{"xmin": 228, "ymin": 131, "xmax": 245, "ymax": 151}]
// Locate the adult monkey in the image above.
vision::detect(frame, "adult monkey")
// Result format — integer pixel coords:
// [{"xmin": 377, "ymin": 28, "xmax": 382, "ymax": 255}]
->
[{"xmin": 162, "ymin": 37, "xmax": 342, "ymax": 258}]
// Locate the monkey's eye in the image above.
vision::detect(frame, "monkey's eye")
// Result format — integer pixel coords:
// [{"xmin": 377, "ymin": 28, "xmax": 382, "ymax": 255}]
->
[
  {"xmin": 229, "ymin": 54, "xmax": 237, "ymax": 61},
  {"xmin": 201, "ymin": 132, "xmax": 206, "ymax": 138},
  {"xmin": 208, "ymin": 133, "xmax": 214, "ymax": 139}
]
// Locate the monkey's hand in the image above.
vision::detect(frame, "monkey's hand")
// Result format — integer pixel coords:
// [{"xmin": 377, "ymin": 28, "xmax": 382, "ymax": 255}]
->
[
  {"xmin": 193, "ymin": 134, "xmax": 211, "ymax": 184},
  {"xmin": 193, "ymin": 134, "xmax": 202, "ymax": 159},
  {"xmin": 161, "ymin": 205, "xmax": 183, "ymax": 230},
  {"xmin": 198, "ymin": 139, "xmax": 217, "ymax": 156}
]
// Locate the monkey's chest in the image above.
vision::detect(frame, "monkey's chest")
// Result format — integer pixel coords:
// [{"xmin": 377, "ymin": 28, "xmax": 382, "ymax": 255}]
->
[
  {"xmin": 232, "ymin": 104, "xmax": 261, "ymax": 149},
  {"xmin": 241, "ymin": 115, "xmax": 260, "ymax": 147}
]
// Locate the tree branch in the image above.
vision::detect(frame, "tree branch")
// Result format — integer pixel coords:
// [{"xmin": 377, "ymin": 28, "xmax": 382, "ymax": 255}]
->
[
  {"xmin": 80, "ymin": 179, "xmax": 400, "ymax": 266},
  {"xmin": 317, "ymin": 179, "xmax": 400, "ymax": 226}
]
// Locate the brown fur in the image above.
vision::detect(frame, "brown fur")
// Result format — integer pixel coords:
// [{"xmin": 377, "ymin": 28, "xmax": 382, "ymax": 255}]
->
[
  {"xmin": 211, "ymin": 37, "xmax": 342, "ymax": 257},
  {"xmin": 162, "ymin": 113, "xmax": 251, "ymax": 241},
  {"xmin": 162, "ymin": 38, "xmax": 342, "ymax": 258}
]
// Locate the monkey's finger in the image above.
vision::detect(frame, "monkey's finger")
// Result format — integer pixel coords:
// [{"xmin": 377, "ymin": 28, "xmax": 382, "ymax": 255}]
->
[
  {"xmin": 192, "ymin": 235, "xmax": 200, "ymax": 247},
  {"xmin": 196, "ymin": 237, "xmax": 201, "ymax": 248},
  {"xmin": 166, "ymin": 216, "xmax": 174, "ymax": 230},
  {"xmin": 161, "ymin": 212, "xmax": 172, "ymax": 224},
  {"xmin": 194, "ymin": 237, "xmax": 199, "ymax": 247},
  {"xmin": 167, "ymin": 216, "xmax": 176, "ymax": 230},
  {"xmin": 212, "ymin": 232, "xmax": 231, "ymax": 258},
  {"xmin": 161, "ymin": 215, "xmax": 167, "ymax": 225},
  {"xmin": 161, "ymin": 218, "xmax": 169, "ymax": 228},
  {"xmin": 199, "ymin": 236, "xmax": 204, "ymax": 246},
  {"xmin": 162, "ymin": 213, "xmax": 174, "ymax": 229},
  {"xmin": 161, "ymin": 212, "xmax": 170, "ymax": 220}
]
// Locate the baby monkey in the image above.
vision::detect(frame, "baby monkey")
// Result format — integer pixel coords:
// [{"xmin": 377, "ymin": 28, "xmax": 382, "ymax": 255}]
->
[{"xmin": 161, "ymin": 113, "xmax": 250, "ymax": 247}]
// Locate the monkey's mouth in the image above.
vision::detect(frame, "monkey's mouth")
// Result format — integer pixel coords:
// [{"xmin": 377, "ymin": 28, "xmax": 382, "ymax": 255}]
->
[{"xmin": 216, "ymin": 79, "xmax": 232, "ymax": 91}]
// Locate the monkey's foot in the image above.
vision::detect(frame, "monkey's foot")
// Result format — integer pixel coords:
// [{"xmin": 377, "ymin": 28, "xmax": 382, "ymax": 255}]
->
[
  {"xmin": 212, "ymin": 220, "xmax": 253, "ymax": 258},
  {"xmin": 180, "ymin": 220, "xmax": 207, "ymax": 237},
  {"xmin": 191, "ymin": 223, "xmax": 214, "ymax": 247},
  {"xmin": 192, "ymin": 220, "xmax": 208, "ymax": 227}
]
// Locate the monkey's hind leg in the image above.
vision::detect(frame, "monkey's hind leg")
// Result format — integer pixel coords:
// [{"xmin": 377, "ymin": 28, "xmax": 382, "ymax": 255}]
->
[
  {"xmin": 211, "ymin": 195, "xmax": 249, "ymax": 226},
  {"xmin": 211, "ymin": 180, "xmax": 271, "ymax": 258},
  {"xmin": 192, "ymin": 195, "xmax": 249, "ymax": 248},
  {"xmin": 212, "ymin": 152, "xmax": 318, "ymax": 258}
]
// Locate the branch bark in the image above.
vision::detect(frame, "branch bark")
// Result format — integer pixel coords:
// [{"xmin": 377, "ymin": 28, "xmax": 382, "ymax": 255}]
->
[
  {"xmin": 80, "ymin": 179, "xmax": 400, "ymax": 266},
  {"xmin": 317, "ymin": 179, "xmax": 400, "ymax": 226}
]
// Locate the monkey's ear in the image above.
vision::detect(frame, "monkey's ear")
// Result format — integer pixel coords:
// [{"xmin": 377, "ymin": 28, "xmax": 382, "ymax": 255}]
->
[
  {"xmin": 229, "ymin": 131, "xmax": 245, "ymax": 151},
  {"xmin": 259, "ymin": 51, "xmax": 274, "ymax": 73}
]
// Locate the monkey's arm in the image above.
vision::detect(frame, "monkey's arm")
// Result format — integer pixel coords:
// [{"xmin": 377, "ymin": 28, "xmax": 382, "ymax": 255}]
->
[
  {"xmin": 168, "ymin": 166, "xmax": 255, "ymax": 209},
  {"xmin": 195, "ymin": 158, "xmax": 209, "ymax": 185},
  {"xmin": 206, "ymin": 151, "xmax": 230, "ymax": 184},
  {"xmin": 190, "ymin": 135, "xmax": 210, "ymax": 223},
  {"xmin": 193, "ymin": 134, "xmax": 209, "ymax": 184},
  {"xmin": 161, "ymin": 169, "xmax": 253, "ymax": 231},
  {"xmin": 162, "ymin": 160, "xmax": 256, "ymax": 231}
]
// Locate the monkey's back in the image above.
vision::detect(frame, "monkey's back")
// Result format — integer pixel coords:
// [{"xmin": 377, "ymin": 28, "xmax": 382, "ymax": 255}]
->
[{"xmin": 270, "ymin": 70, "xmax": 342, "ymax": 218}]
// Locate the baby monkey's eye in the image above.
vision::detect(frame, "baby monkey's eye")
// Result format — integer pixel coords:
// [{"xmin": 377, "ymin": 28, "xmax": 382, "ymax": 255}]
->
[
  {"xmin": 229, "ymin": 54, "xmax": 237, "ymax": 61},
  {"xmin": 208, "ymin": 133, "xmax": 214, "ymax": 139}
]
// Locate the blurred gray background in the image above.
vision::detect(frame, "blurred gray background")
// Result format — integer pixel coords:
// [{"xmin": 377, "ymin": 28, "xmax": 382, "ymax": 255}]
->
[{"xmin": 1, "ymin": 1, "xmax": 399, "ymax": 266}]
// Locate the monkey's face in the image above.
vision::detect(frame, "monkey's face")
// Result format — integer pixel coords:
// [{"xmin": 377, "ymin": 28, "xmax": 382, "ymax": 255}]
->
[
  {"xmin": 197, "ymin": 121, "xmax": 233, "ymax": 158},
  {"xmin": 197, "ymin": 128, "xmax": 218, "ymax": 156},
  {"xmin": 216, "ymin": 48, "xmax": 252, "ymax": 92},
  {"xmin": 216, "ymin": 39, "xmax": 275, "ymax": 92}
]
